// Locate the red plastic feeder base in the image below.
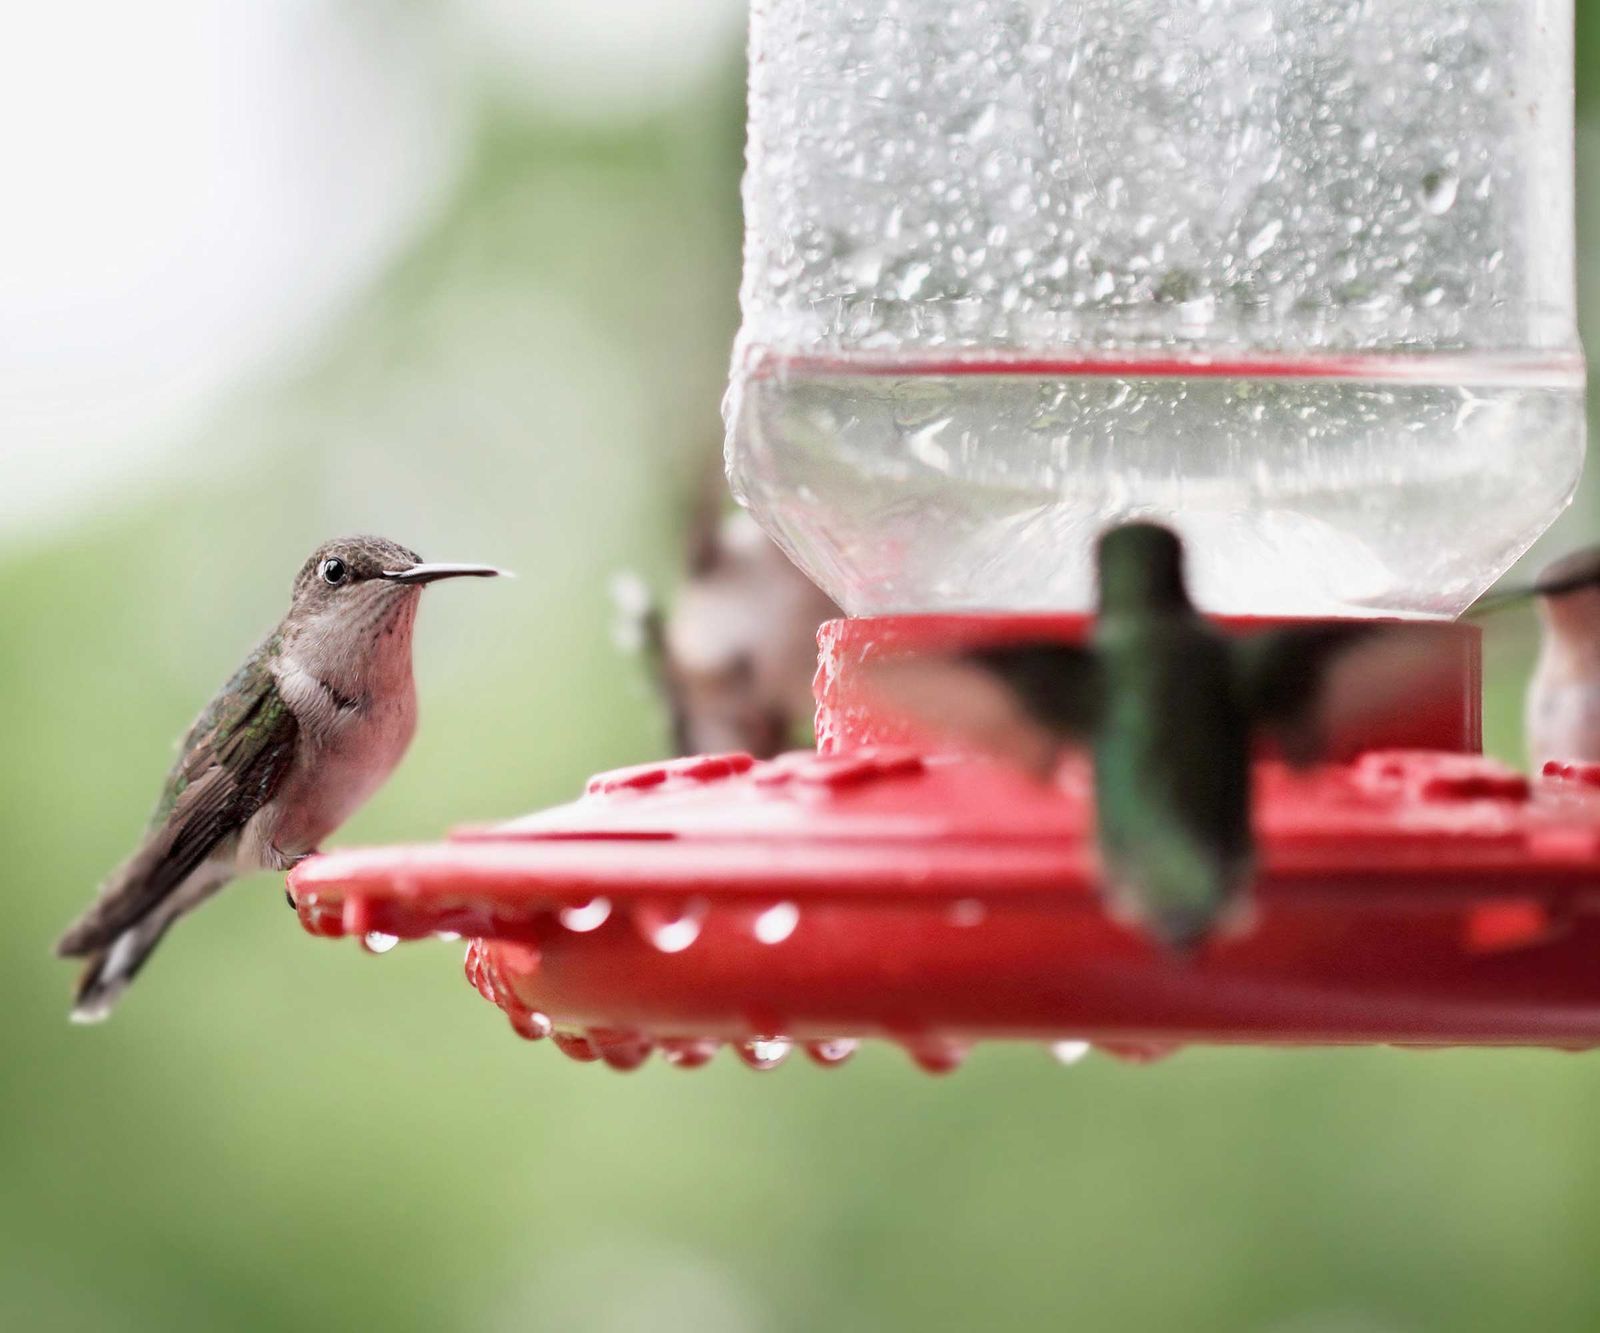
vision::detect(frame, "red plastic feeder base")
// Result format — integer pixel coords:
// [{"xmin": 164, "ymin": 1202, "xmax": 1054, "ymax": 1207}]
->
[{"xmin": 288, "ymin": 615, "xmax": 1600, "ymax": 1071}]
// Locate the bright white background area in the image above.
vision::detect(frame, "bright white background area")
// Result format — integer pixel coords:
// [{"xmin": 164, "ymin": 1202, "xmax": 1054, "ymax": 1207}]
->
[{"xmin": 0, "ymin": 0, "xmax": 741, "ymax": 540}]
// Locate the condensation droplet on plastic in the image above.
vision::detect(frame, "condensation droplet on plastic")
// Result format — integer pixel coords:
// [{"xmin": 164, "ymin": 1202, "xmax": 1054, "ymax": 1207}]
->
[
  {"xmin": 754, "ymin": 901, "xmax": 801, "ymax": 945},
  {"xmin": 948, "ymin": 898, "xmax": 986, "ymax": 927},
  {"xmin": 1419, "ymin": 168, "xmax": 1459, "ymax": 215},
  {"xmin": 639, "ymin": 897, "xmax": 710, "ymax": 954},
  {"xmin": 1245, "ymin": 218, "xmax": 1282, "ymax": 260},
  {"xmin": 559, "ymin": 897, "xmax": 612, "ymax": 933},
  {"xmin": 361, "ymin": 931, "xmax": 399, "ymax": 955}
]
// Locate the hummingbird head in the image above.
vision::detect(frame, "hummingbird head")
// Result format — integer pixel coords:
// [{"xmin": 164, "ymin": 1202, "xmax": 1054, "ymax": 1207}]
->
[
  {"xmin": 283, "ymin": 536, "xmax": 505, "ymax": 681},
  {"xmin": 1095, "ymin": 522, "xmax": 1190, "ymax": 615},
  {"xmin": 1533, "ymin": 545, "xmax": 1600, "ymax": 641}
]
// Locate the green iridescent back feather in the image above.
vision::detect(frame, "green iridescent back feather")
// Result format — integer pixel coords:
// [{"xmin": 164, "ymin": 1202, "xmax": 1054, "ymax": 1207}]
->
[{"xmin": 149, "ymin": 630, "xmax": 285, "ymax": 829}]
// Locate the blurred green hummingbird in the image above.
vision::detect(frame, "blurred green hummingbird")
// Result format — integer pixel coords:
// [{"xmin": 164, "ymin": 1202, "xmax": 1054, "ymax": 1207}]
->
[
  {"xmin": 56, "ymin": 536, "xmax": 505, "ymax": 1022},
  {"xmin": 871, "ymin": 522, "xmax": 1449, "ymax": 951}
]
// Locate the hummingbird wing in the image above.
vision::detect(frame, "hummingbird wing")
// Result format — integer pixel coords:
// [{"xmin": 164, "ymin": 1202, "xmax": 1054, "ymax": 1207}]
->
[
  {"xmin": 864, "ymin": 644, "xmax": 1102, "ymax": 778},
  {"xmin": 56, "ymin": 643, "xmax": 299, "ymax": 958},
  {"xmin": 1236, "ymin": 623, "xmax": 1460, "ymax": 764}
]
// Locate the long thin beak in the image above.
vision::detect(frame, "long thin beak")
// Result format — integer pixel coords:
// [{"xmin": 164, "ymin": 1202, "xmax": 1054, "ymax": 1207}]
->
[{"xmin": 381, "ymin": 562, "xmax": 509, "ymax": 585}]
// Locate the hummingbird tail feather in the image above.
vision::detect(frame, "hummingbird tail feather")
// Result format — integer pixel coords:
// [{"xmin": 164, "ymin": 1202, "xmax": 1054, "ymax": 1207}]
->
[
  {"xmin": 62, "ymin": 860, "xmax": 233, "ymax": 1021},
  {"xmin": 56, "ymin": 834, "xmax": 187, "ymax": 958},
  {"xmin": 68, "ymin": 911, "xmax": 177, "ymax": 1023}
]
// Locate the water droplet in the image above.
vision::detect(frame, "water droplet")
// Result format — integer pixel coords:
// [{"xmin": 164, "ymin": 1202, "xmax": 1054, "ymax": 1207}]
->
[
  {"xmin": 1419, "ymin": 169, "xmax": 1458, "ymax": 215},
  {"xmin": 552, "ymin": 1031, "xmax": 600, "ymax": 1063},
  {"xmin": 1245, "ymin": 218, "xmax": 1282, "ymax": 260},
  {"xmin": 948, "ymin": 899, "xmax": 986, "ymax": 927},
  {"xmin": 638, "ymin": 897, "xmax": 709, "ymax": 954},
  {"xmin": 804, "ymin": 1038, "xmax": 858, "ymax": 1067},
  {"xmin": 463, "ymin": 942, "xmax": 486, "ymax": 994},
  {"xmin": 1050, "ymin": 1040, "xmax": 1092, "ymax": 1066},
  {"xmin": 891, "ymin": 259, "xmax": 932, "ymax": 300},
  {"xmin": 1177, "ymin": 295, "xmax": 1215, "ymax": 329},
  {"xmin": 738, "ymin": 1037, "xmax": 793, "ymax": 1070},
  {"xmin": 591, "ymin": 1029, "xmax": 654, "ymax": 1072},
  {"xmin": 905, "ymin": 415, "xmax": 954, "ymax": 469},
  {"xmin": 754, "ymin": 901, "xmax": 800, "ymax": 945},
  {"xmin": 661, "ymin": 1038, "xmax": 720, "ymax": 1069},
  {"xmin": 434, "ymin": 931, "xmax": 461, "ymax": 943},
  {"xmin": 948, "ymin": 101, "xmax": 997, "ymax": 141},
  {"xmin": 907, "ymin": 1039, "xmax": 969, "ymax": 1074},
  {"xmin": 509, "ymin": 1009, "xmax": 553, "ymax": 1041},
  {"xmin": 559, "ymin": 897, "xmax": 611, "ymax": 933},
  {"xmin": 360, "ymin": 932, "xmax": 399, "ymax": 955},
  {"xmin": 1097, "ymin": 1040, "xmax": 1182, "ymax": 1065}
]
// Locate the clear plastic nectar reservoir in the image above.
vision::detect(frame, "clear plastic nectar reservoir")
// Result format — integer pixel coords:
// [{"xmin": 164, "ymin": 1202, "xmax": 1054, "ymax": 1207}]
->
[{"xmin": 725, "ymin": 0, "xmax": 1584, "ymax": 616}]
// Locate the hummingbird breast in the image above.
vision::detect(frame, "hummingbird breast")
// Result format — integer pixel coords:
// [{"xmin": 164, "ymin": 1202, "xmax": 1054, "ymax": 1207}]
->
[
  {"xmin": 247, "ymin": 677, "xmax": 418, "ymax": 866},
  {"xmin": 1526, "ymin": 649, "xmax": 1600, "ymax": 769},
  {"xmin": 245, "ymin": 595, "xmax": 423, "ymax": 866}
]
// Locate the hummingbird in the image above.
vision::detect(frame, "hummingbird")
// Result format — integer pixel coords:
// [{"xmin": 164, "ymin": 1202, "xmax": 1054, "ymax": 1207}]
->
[
  {"xmin": 1476, "ymin": 544, "xmax": 1600, "ymax": 771},
  {"xmin": 56, "ymin": 536, "xmax": 505, "ymax": 1022},
  {"xmin": 869, "ymin": 522, "xmax": 1450, "ymax": 951},
  {"xmin": 616, "ymin": 481, "xmax": 838, "ymax": 759}
]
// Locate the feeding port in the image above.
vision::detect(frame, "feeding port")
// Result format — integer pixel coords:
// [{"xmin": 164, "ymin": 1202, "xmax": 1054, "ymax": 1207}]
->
[{"xmin": 290, "ymin": 0, "xmax": 1592, "ymax": 1069}]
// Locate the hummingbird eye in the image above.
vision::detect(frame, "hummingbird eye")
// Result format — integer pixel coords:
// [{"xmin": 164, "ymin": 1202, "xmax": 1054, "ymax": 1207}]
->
[{"xmin": 319, "ymin": 557, "xmax": 349, "ymax": 586}]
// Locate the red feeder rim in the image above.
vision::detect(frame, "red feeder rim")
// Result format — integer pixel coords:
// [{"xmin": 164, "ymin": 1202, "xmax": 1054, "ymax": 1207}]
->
[{"xmin": 288, "ymin": 614, "xmax": 1600, "ymax": 1073}]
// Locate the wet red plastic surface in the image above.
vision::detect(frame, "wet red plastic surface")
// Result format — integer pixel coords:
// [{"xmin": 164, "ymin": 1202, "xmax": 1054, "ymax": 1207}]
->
[
  {"xmin": 815, "ymin": 614, "xmax": 1481, "ymax": 758},
  {"xmin": 285, "ymin": 612, "xmax": 1600, "ymax": 1068}
]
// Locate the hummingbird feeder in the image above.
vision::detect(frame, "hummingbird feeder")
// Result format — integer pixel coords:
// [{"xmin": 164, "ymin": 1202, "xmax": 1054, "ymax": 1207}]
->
[{"xmin": 291, "ymin": 0, "xmax": 1595, "ymax": 1070}]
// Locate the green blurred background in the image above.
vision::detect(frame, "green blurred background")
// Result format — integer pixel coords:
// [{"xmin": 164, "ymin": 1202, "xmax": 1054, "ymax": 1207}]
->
[{"xmin": 4, "ymin": 4, "xmax": 1600, "ymax": 1330}]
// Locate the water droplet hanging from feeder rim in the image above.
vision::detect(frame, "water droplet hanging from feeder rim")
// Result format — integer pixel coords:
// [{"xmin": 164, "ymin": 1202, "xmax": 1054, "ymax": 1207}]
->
[
  {"xmin": 804, "ymin": 1038, "xmax": 859, "ymax": 1067},
  {"xmin": 508, "ymin": 1008, "xmax": 553, "ymax": 1041},
  {"xmin": 1097, "ymin": 1040, "xmax": 1183, "ymax": 1065},
  {"xmin": 660, "ymin": 1038, "xmax": 721, "ymax": 1068},
  {"xmin": 738, "ymin": 1037, "xmax": 793, "ymax": 1070},
  {"xmin": 1050, "ymin": 1040, "xmax": 1092, "ymax": 1066},
  {"xmin": 551, "ymin": 1031, "xmax": 601, "ymax": 1063},
  {"xmin": 590, "ymin": 1028, "xmax": 655, "ymax": 1071},
  {"xmin": 906, "ymin": 1038, "xmax": 970, "ymax": 1074},
  {"xmin": 360, "ymin": 931, "xmax": 399, "ymax": 955}
]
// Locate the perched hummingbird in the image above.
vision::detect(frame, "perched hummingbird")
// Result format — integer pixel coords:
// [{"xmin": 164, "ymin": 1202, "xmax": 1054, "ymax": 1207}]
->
[
  {"xmin": 617, "ymin": 498, "xmax": 838, "ymax": 759},
  {"xmin": 870, "ymin": 522, "xmax": 1448, "ymax": 951},
  {"xmin": 1507, "ymin": 545, "xmax": 1600, "ymax": 771},
  {"xmin": 56, "ymin": 536, "xmax": 504, "ymax": 1022}
]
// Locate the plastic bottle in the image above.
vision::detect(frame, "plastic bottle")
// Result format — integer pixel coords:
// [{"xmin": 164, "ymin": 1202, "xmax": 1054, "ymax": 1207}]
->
[{"xmin": 725, "ymin": 0, "xmax": 1584, "ymax": 617}]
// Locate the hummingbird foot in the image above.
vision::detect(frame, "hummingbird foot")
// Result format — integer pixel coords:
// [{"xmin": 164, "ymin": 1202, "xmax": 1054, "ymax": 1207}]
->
[{"xmin": 264, "ymin": 844, "xmax": 317, "ymax": 873}]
